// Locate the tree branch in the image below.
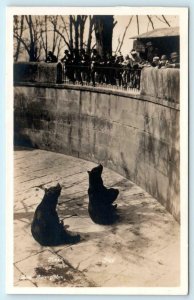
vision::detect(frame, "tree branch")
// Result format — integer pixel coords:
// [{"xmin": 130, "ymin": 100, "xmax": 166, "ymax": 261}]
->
[
  {"xmin": 162, "ymin": 15, "xmax": 171, "ymax": 27},
  {"xmin": 118, "ymin": 16, "xmax": 133, "ymax": 52},
  {"xmin": 136, "ymin": 15, "xmax": 140, "ymax": 35},
  {"xmin": 113, "ymin": 20, "xmax": 118, "ymax": 28},
  {"xmin": 25, "ymin": 15, "xmax": 34, "ymax": 44},
  {"xmin": 147, "ymin": 15, "xmax": 154, "ymax": 30},
  {"xmin": 14, "ymin": 15, "xmax": 24, "ymax": 61},
  {"xmin": 50, "ymin": 21, "xmax": 71, "ymax": 50},
  {"xmin": 155, "ymin": 15, "xmax": 167, "ymax": 25},
  {"xmin": 115, "ymin": 37, "xmax": 121, "ymax": 53},
  {"xmin": 14, "ymin": 33, "xmax": 30, "ymax": 55},
  {"xmin": 60, "ymin": 16, "xmax": 70, "ymax": 40}
]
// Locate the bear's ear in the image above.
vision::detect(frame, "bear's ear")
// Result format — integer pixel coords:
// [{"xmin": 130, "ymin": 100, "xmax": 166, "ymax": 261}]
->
[{"xmin": 87, "ymin": 171, "xmax": 91, "ymax": 174}]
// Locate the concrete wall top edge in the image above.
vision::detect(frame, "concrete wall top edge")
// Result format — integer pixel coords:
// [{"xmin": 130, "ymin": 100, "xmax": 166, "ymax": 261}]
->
[{"xmin": 14, "ymin": 82, "xmax": 179, "ymax": 111}]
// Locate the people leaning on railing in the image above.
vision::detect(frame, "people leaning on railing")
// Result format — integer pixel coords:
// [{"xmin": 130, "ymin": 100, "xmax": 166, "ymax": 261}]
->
[
  {"xmin": 139, "ymin": 52, "xmax": 180, "ymax": 70},
  {"xmin": 165, "ymin": 52, "xmax": 180, "ymax": 69},
  {"xmin": 43, "ymin": 48, "xmax": 180, "ymax": 89}
]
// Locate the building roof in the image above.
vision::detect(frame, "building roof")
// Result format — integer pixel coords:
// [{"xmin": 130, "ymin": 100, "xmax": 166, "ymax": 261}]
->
[{"xmin": 130, "ymin": 26, "xmax": 179, "ymax": 39}]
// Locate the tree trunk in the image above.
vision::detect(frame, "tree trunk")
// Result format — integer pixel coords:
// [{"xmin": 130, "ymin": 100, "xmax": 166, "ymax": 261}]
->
[
  {"xmin": 25, "ymin": 15, "xmax": 37, "ymax": 61},
  {"xmin": 79, "ymin": 15, "xmax": 87, "ymax": 49},
  {"xmin": 14, "ymin": 16, "xmax": 24, "ymax": 61},
  {"xmin": 73, "ymin": 16, "xmax": 79, "ymax": 50},
  {"xmin": 87, "ymin": 16, "xmax": 94, "ymax": 54},
  {"xmin": 69, "ymin": 16, "xmax": 73, "ymax": 49},
  {"xmin": 93, "ymin": 15, "xmax": 114, "ymax": 57},
  {"xmin": 45, "ymin": 15, "xmax": 48, "ymax": 57}
]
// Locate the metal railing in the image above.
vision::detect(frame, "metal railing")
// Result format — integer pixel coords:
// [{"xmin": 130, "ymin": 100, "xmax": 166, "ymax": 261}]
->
[{"xmin": 62, "ymin": 64, "xmax": 142, "ymax": 93}]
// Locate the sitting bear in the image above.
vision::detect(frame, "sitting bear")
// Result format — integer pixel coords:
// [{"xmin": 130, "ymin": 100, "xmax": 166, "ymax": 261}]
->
[
  {"xmin": 31, "ymin": 183, "xmax": 80, "ymax": 246},
  {"xmin": 87, "ymin": 164, "xmax": 119, "ymax": 225}
]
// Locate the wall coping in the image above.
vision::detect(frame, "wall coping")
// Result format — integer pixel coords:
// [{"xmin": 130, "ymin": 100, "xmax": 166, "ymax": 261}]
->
[{"xmin": 14, "ymin": 82, "xmax": 180, "ymax": 111}]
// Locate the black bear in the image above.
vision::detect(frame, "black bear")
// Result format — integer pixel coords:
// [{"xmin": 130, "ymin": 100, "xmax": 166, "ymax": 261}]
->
[
  {"xmin": 87, "ymin": 164, "xmax": 119, "ymax": 225},
  {"xmin": 31, "ymin": 183, "xmax": 80, "ymax": 246}
]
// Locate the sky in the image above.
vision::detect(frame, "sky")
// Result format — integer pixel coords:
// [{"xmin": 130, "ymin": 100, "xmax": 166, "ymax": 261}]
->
[{"xmin": 113, "ymin": 15, "xmax": 179, "ymax": 55}]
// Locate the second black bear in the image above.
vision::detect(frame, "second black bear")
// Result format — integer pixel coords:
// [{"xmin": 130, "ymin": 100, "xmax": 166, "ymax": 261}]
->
[
  {"xmin": 31, "ymin": 183, "xmax": 80, "ymax": 246},
  {"xmin": 87, "ymin": 164, "xmax": 119, "ymax": 225}
]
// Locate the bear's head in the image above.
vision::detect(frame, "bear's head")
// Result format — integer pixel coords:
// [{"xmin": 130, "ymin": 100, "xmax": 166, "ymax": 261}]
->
[
  {"xmin": 87, "ymin": 164, "xmax": 103, "ymax": 188},
  {"xmin": 43, "ymin": 183, "xmax": 62, "ymax": 208}
]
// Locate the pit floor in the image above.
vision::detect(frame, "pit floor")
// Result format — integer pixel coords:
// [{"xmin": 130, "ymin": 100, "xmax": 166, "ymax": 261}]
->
[{"xmin": 14, "ymin": 147, "xmax": 180, "ymax": 288}]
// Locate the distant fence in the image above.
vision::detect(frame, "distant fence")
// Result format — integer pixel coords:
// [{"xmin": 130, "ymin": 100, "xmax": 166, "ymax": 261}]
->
[
  {"xmin": 14, "ymin": 62, "xmax": 180, "ymax": 103},
  {"xmin": 14, "ymin": 62, "xmax": 141, "ymax": 94},
  {"xmin": 62, "ymin": 64, "xmax": 142, "ymax": 92}
]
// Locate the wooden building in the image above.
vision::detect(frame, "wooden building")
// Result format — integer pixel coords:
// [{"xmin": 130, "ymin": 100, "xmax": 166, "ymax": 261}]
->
[{"xmin": 131, "ymin": 26, "xmax": 179, "ymax": 59}]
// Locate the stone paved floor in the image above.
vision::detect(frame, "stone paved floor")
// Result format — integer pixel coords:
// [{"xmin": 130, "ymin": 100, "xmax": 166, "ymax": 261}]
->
[{"xmin": 14, "ymin": 147, "xmax": 180, "ymax": 288}]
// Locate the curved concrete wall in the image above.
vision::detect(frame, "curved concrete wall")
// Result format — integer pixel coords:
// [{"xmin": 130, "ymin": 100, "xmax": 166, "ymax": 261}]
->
[{"xmin": 14, "ymin": 75, "xmax": 180, "ymax": 222}]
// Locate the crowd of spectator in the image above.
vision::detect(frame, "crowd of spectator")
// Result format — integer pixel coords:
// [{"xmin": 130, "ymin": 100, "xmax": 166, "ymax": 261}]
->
[{"xmin": 45, "ymin": 45, "xmax": 180, "ymax": 89}]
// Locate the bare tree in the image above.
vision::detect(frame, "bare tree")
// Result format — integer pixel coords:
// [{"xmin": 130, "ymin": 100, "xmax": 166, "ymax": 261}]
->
[
  {"xmin": 93, "ymin": 15, "xmax": 117, "ymax": 57},
  {"xmin": 71, "ymin": 16, "xmax": 79, "ymax": 50},
  {"xmin": 13, "ymin": 15, "xmax": 46, "ymax": 61},
  {"xmin": 58, "ymin": 15, "xmax": 89, "ymax": 51},
  {"xmin": 25, "ymin": 16, "xmax": 39, "ymax": 61},
  {"xmin": 147, "ymin": 15, "xmax": 154, "ymax": 30},
  {"xmin": 118, "ymin": 16, "xmax": 133, "ymax": 52},
  {"xmin": 50, "ymin": 16, "xmax": 71, "ymax": 51},
  {"xmin": 86, "ymin": 16, "xmax": 94, "ymax": 54},
  {"xmin": 13, "ymin": 14, "xmax": 174, "ymax": 62},
  {"xmin": 69, "ymin": 15, "xmax": 73, "ymax": 49},
  {"xmin": 39, "ymin": 16, "xmax": 48, "ymax": 59},
  {"xmin": 162, "ymin": 15, "xmax": 171, "ymax": 27},
  {"xmin": 79, "ymin": 15, "xmax": 87, "ymax": 49},
  {"xmin": 115, "ymin": 37, "xmax": 121, "ymax": 54},
  {"xmin": 13, "ymin": 15, "xmax": 25, "ymax": 61},
  {"xmin": 136, "ymin": 15, "xmax": 140, "ymax": 35}
]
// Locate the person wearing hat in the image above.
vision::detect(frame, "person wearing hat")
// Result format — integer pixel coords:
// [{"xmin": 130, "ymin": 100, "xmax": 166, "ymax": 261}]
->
[
  {"xmin": 152, "ymin": 56, "xmax": 160, "ymax": 68},
  {"xmin": 166, "ymin": 52, "xmax": 180, "ymax": 68},
  {"xmin": 129, "ymin": 49, "xmax": 144, "ymax": 89},
  {"xmin": 122, "ymin": 54, "xmax": 132, "ymax": 87},
  {"xmin": 145, "ymin": 41, "xmax": 160, "ymax": 63},
  {"xmin": 90, "ymin": 49, "xmax": 101, "ymax": 86},
  {"xmin": 146, "ymin": 41, "xmax": 155, "ymax": 63},
  {"xmin": 159, "ymin": 55, "xmax": 168, "ymax": 68},
  {"xmin": 61, "ymin": 49, "xmax": 75, "ymax": 82},
  {"xmin": 130, "ymin": 49, "xmax": 143, "ymax": 66},
  {"xmin": 61, "ymin": 49, "xmax": 70, "ymax": 63},
  {"xmin": 171, "ymin": 52, "xmax": 179, "ymax": 62},
  {"xmin": 146, "ymin": 41, "xmax": 153, "ymax": 47},
  {"xmin": 79, "ymin": 48, "xmax": 90, "ymax": 84},
  {"xmin": 130, "ymin": 49, "xmax": 137, "ymax": 56}
]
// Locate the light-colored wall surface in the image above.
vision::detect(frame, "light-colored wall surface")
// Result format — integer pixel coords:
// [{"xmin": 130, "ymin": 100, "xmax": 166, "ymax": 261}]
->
[{"xmin": 140, "ymin": 67, "xmax": 180, "ymax": 103}]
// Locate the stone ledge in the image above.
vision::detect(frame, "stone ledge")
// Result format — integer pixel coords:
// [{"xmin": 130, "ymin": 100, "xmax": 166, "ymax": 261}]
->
[
  {"xmin": 14, "ymin": 62, "xmax": 63, "ymax": 84},
  {"xmin": 14, "ymin": 82, "xmax": 179, "ymax": 110}
]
